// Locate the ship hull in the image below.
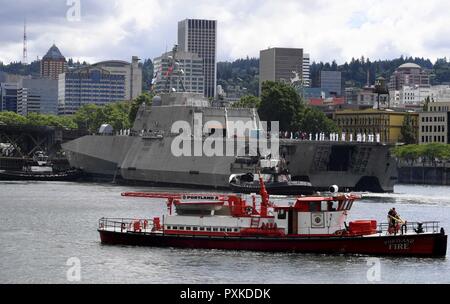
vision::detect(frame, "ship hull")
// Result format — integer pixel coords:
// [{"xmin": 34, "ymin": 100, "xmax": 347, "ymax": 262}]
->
[
  {"xmin": 98, "ymin": 230, "xmax": 447, "ymax": 257},
  {"xmin": 0, "ymin": 170, "xmax": 83, "ymax": 181},
  {"xmin": 63, "ymin": 135, "xmax": 397, "ymax": 192}
]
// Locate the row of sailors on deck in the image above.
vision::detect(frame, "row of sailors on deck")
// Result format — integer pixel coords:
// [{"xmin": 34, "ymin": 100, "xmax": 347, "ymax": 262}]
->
[{"xmin": 280, "ymin": 131, "xmax": 381, "ymax": 143}]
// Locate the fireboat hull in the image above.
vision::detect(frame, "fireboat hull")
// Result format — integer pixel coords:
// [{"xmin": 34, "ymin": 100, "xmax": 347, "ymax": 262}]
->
[{"xmin": 98, "ymin": 230, "xmax": 447, "ymax": 257}]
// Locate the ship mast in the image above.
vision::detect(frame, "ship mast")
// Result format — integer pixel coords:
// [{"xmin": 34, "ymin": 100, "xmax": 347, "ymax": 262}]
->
[{"xmin": 165, "ymin": 45, "xmax": 186, "ymax": 93}]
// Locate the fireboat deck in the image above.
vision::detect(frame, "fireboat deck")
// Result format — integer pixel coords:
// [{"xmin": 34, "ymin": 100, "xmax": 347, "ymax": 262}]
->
[
  {"xmin": 98, "ymin": 218, "xmax": 447, "ymax": 257},
  {"xmin": 98, "ymin": 178, "xmax": 447, "ymax": 257}
]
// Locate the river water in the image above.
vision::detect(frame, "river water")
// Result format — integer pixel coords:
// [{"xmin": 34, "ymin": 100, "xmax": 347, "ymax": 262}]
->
[{"xmin": 0, "ymin": 182, "xmax": 449, "ymax": 284}]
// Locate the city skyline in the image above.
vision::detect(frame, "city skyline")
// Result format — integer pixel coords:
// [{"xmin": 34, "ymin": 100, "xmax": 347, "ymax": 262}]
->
[{"xmin": 1, "ymin": 0, "xmax": 450, "ymax": 65}]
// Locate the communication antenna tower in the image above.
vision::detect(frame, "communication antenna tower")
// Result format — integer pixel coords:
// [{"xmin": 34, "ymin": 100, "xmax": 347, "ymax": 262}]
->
[{"xmin": 23, "ymin": 19, "xmax": 28, "ymax": 64}]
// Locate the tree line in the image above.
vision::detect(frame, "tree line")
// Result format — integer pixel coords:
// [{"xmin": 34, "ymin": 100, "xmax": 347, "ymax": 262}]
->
[
  {"xmin": 0, "ymin": 93, "xmax": 153, "ymax": 134},
  {"xmin": 0, "ymin": 82, "xmax": 337, "ymax": 136},
  {"xmin": 3, "ymin": 55, "xmax": 450, "ymax": 96},
  {"xmin": 232, "ymin": 81, "xmax": 339, "ymax": 134},
  {"xmin": 392, "ymin": 144, "xmax": 450, "ymax": 166}
]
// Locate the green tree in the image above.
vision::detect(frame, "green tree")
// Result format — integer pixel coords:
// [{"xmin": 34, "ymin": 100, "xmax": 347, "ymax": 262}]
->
[
  {"xmin": 141, "ymin": 59, "xmax": 154, "ymax": 92},
  {"xmin": 73, "ymin": 104, "xmax": 103, "ymax": 133},
  {"xmin": 258, "ymin": 81, "xmax": 304, "ymax": 131},
  {"xmin": 232, "ymin": 95, "xmax": 261, "ymax": 108},
  {"xmin": 101, "ymin": 102, "xmax": 132, "ymax": 131},
  {"xmin": 294, "ymin": 107, "xmax": 339, "ymax": 134},
  {"xmin": 392, "ymin": 143, "xmax": 450, "ymax": 165},
  {"xmin": 392, "ymin": 144, "xmax": 423, "ymax": 165},
  {"xmin": 54, "ymin": 115, "xmax": 77, "ymax": 129},
  {"xmin": 422, "ymin": 143, "xmax": 450, "ymax": 166},
  {"xmin": 400, "ymin": 113, "xmax": 417, "ymax": 144},
  {"xmin": 73, "ymin": 102, "xmax": 134, "ymax": 133},
  {"xmin": 0, "ymin": 112, "xmax": 28, "ymax": 125},
  {"xmin": 129, "ymin": 93, "xmax": 153, "ymax": 123}
]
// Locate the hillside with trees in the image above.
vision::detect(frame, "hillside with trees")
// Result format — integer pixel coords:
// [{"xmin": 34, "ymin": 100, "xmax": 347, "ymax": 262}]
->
[
  {"xmin": 2, "ymin": 55, "xmax": 450, "ymax": 94},
  {"xmin": 217, "ymin": 57, "xmax": 259, "ymax": 96},
  {"xmin": 215, "ymin": 56, "xmax": 450, "ymax": 93}
]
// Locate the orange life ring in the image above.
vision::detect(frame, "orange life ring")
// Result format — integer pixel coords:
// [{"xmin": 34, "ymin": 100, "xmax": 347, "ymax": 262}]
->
[{"xmin": 335, "ymin": 230, "xmax": 344, "ymax": 236}]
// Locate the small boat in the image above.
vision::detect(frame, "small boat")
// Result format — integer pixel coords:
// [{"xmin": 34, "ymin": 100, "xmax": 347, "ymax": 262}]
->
[
  {"xmin": 229, "ymin": 157, "xmax": 314, "ymax": 195},
  {"xmin": 98, "ymin": 179, "xmax": 447, "ymax": 257},
  {"xmin": 0, "ymin": 152, "xmax": 83, "ymax": 181},
  {"xmin": 0, "ymin": 168, "xmax": 84, "ymax": 181}
]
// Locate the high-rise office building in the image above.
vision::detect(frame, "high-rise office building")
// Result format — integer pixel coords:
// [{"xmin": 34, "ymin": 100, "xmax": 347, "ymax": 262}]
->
[
  {"xmin": 259, "ymin": 48, "xmax": 305, "ymax": 94},
  {"xmin": 178, "ymin": 19, "xmax": 217, "ymax": 98},
  {"xmin": 153, "ymin": 48, "xmax": 205, "ymax": 94},
  {"xmin": 17, "ymin": 78, "xmax": 58, "ymax": 115},
  {"xmin": 58, "ymin": 66, "xmax": 126, "ymax": 115},
  {"xmin": 320, "ymin": 71, "xmax": 342, "ymax": 96},
  {"xmin": 91, "ymin": 56, "xmax": 142, "ymax": 100},
  {"xmin": 40, "ymin": 44, "xmax": 67, "ymax": 80},
  {"xmin": 302, "ymin": 53, "xmax": 311, "ymax": 88},
  {"xmin": 0, "ymin": 83, "xmax": 19, "ymax": 112}
]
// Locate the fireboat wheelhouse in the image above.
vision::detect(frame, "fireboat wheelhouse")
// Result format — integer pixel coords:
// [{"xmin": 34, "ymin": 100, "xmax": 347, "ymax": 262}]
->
[{"xmin": 98, "ymin": 179, "xmax": 447, "ymax": 257}]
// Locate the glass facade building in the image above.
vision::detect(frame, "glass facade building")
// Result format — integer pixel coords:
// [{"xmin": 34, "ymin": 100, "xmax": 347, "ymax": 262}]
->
[{"xmin": 58, "ymin": 67, "xmax": 126, "ymax": 115}]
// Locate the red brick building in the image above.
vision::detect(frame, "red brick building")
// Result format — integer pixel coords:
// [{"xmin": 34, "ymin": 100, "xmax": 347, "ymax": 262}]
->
[{"xmin": 40, "ymin": 44, "xmax": 67, "ymax": 80}]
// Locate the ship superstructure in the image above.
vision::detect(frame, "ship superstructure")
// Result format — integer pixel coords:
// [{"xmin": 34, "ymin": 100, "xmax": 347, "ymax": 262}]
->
[{"xmin": 62, "ymin": 47, "xmax": 398, "ymax": 192}]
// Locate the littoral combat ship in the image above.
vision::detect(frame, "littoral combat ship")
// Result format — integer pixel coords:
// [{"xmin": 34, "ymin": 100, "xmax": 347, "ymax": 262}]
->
[
  {"xmin": 62, "ymin": 90, "xmax": 397, "ymax": 193},
  {"xmin": 62, "ymin": 47, "xmax": 397, "ymax": 193}
]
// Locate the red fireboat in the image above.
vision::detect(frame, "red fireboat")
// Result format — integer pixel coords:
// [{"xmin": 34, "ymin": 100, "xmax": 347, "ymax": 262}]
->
[{"xmin": 98, "ymin": 178, "xmax": 447, "ymax": 257}]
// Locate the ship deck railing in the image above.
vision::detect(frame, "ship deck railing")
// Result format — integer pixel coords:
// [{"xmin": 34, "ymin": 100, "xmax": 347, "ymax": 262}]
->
[
  {"xmin": 376, "ymin": 221, "xmax": 442, "ymax": 236},
  {"xmin": 98, "ymin": 218, "xmax": 157, "ymax": 233}
]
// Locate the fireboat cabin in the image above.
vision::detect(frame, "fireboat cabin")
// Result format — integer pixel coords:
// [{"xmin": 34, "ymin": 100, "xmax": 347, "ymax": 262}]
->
[{"xmin": 98, "ymin": 181, "xmax": 447, "ymax": 257}]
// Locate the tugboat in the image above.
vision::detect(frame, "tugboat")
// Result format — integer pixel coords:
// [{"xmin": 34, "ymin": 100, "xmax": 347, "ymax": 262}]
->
[
  {"xmin": 229, "ymin": 156, "xmax": 314, "ymax": 195},
  {"xmin": 0, "ymin": 152, "xmax": 83, "ymax": 181},
  {"xmin": 98, "ymin": 179, "xmax": 447, "ymax": 257}
]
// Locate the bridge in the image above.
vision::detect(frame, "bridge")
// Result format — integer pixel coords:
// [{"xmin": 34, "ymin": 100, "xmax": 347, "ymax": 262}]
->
[{"xmin": 0, "ymin": 125, "xmax": 88, "ymax": 169}]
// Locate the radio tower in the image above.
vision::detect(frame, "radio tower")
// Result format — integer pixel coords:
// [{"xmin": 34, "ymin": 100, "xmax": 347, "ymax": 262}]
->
[{"xmin": 23, "ymin": 19, "xmax": 28, "ymax": 64}]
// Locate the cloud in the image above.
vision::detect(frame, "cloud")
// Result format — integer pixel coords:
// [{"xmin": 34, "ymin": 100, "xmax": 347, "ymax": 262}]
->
[{"xmin": 0, "ymin": 0, "xmax": 449, "ymax": 65}]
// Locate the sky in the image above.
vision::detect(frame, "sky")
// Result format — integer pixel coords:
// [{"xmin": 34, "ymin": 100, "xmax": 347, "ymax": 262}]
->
[{"xmin": 0, "ymin": 0, "xmax": 449, "ymax": 65}]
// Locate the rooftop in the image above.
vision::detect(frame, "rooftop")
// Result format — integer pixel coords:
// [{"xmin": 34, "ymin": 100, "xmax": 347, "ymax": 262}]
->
[
  {"xmin": 42, "ymin": 44, "xmax": 66, "ymax": 61},
  {"xmin": 398, "ymin": 63, "xmax": 422, "ymax": 69}
]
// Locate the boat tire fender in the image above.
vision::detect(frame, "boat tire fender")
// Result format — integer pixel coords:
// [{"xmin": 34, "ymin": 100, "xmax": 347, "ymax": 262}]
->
[{"xmin": 335, "ymin": 230, "xmax": 344, "ymax": 237}]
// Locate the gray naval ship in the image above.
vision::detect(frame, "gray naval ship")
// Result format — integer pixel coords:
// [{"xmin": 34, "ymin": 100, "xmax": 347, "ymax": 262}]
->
[
  {"xmin": 62, "ymin": 91, "xmax": 397, "ymax": 193},
  {"xmin": 62, "ymin": 44, "xmax": 396, "ymax": 192}
]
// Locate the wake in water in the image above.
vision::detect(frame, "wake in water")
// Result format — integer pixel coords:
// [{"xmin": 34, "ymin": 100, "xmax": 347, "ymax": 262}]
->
[{"xmin": 360, "ymin": 184, "xmax": 450, "ymax": 206}]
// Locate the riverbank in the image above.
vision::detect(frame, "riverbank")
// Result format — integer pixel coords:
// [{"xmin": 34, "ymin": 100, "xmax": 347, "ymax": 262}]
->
[{"xmin": 398, "ymin": 165, "xmax": 450, "ymax": 185}]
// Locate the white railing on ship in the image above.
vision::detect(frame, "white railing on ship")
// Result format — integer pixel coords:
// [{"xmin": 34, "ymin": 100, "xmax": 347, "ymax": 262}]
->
[{"xmin": 98, "ymin": 218, "xmax": 154, "ymax": 233}]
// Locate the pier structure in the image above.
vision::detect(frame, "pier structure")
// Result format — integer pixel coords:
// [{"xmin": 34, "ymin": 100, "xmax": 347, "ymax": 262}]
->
[{"xmin": 0, "ymin": 125, "xmax": 88, "ymax": 170}]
